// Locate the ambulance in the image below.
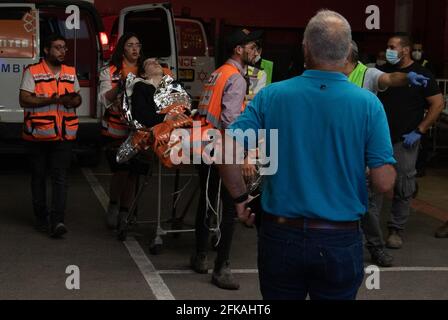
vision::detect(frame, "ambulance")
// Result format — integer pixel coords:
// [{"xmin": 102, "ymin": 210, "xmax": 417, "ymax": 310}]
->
[
  {"xmin": 0, "ymin": 0, "xmax": 178, "ymax": 163},
  {"xmin": 175, "ymin": 18, "xmax": 215, "ymax": 105}
]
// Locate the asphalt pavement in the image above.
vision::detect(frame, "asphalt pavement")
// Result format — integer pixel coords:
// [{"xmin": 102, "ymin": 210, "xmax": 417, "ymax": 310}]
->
[{"xmin": 0, "ymin": 154, "xmax": 447, "ymax": 300}]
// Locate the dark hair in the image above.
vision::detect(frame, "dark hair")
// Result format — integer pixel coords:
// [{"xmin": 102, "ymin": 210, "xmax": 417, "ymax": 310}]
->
[
  {"xmin": 43, "ymin": 34, "xmax": 66, "ymax": 51},
  {"xmin": 392, "ymin": 33, "xmax": 413, "ymax": 49},
  {"xmin": 111, "ymin": 32, "xmax": 145, "ymax": 76}
]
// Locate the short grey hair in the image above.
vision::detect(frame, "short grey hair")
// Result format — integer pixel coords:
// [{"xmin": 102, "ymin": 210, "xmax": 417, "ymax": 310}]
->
[{"xmin": 303, "ymin": 10, "xmax": 352, "ymax": 66}]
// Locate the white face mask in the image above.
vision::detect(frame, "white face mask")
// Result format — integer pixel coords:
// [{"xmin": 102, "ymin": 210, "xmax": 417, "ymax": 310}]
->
[
  {"xmin": 412, "ymin": 51, "xmax": 422, "ymax": 61},
  {"xmin": 376, "ymin": 59, "xmax": 387, "ymax": 66},
  {"xmin": 386, "ymin": 49, "xmax": 401, "ymax": 65}
]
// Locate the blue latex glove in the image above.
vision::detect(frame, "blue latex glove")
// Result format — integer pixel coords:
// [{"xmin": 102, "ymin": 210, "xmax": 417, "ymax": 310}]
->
[
  {"xmin": 408, "ymin": 71, "xmax": 429, "ymax": 87},
  {"xmin": 402, "ymin": 130, "xmax": 422, "ymax": 148}
]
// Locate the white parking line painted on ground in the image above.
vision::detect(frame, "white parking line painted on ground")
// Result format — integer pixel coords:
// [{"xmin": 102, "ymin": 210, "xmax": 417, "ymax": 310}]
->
[
  {"xmin": 124, "ymin": 238, "xmax": 175, "ymax": 300},
  {"xmin": 82, "ymin": 168, "xmax": 175, "ymax": 300},
  {"xmin": 157, "ymin": 267, "xmax": 448, "ymax": 275},
  {"xmin": 377, "ymin": 267, "xmax": 448, "ymax": 272},
  {"xmin": 158, "ymin": 269, "xmax": 259, "ymax": 275},
  {"xmin": 82, "ymin": 168, "xmax": 109, "ymax": 211}
]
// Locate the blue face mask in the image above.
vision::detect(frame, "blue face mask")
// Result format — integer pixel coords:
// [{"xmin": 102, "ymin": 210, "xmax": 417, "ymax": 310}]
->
[{"xmin": 386, "ymin": 49, "xmax": 401, "ymax": 65}]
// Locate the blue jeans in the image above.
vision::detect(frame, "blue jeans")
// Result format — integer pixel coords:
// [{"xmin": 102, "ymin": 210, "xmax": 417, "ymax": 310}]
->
[{"xmin": 258, "ymin": 219, "xmax": 364, "ymax": 300}]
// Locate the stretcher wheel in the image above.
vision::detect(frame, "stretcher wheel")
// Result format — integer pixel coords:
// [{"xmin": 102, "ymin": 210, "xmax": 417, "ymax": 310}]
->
[{"xmin": 149, "ymin": 243, "xmax": 162, "ymax": 255}]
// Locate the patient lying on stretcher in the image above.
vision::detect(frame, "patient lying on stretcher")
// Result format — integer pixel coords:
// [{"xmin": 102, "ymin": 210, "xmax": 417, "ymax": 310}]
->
[
  {"xmin": 116, "ymin": 58, "xmax": 192, "ymax": 167},
  {"xmin": 131, "ymin": 58, "xmax": 189, "ymax": 127}
]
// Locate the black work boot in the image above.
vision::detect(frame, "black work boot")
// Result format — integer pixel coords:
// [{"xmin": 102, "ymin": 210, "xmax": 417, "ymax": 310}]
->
[
  {"xmin": 211, "ymin": 261, "xmax": 240, "ymax": 290},
  {"xmin": 369, "ymin": 247, "xmax": 393, "ymax": 267},
  {"xmin": 190, "ymin": 252, "xmax": 209, "ymax": 274}
]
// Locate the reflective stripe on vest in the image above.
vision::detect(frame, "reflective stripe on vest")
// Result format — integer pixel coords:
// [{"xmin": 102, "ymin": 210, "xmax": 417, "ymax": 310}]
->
[
  {"xmin": 348, "ymin": 62, "xmax": 368, "ymax": 88},
  {"xmin": 198, "ymin": 63, "xmax": 243, "ymax": 129},
  {"xmin": 101, "ymin": 65, "xmax": 129, "ymax": 139},
  {"xmin": 22, "ymin": 59, "xmax": 78, "ymax": 142}
]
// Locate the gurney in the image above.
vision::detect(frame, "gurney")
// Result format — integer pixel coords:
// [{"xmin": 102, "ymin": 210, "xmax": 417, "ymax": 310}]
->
[{"xmin": 113, "ymin": 74, "xmax": 222, "ymax": 254}]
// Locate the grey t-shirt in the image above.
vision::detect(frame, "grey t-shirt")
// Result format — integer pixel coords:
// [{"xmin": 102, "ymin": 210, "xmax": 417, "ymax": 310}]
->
[
  {"xmin": 20, "ymin": 68, "xmax": 80, "ymax": 94},
  {"xmin": 362, "ymin": 67, "xmax": 387, "ymax": 95}
]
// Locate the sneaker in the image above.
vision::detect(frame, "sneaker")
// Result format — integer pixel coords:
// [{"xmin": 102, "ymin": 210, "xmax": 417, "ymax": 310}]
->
[
  {"xmin": 190, "ymin": 252, "xmax": 208, "ymax": 274},
  {"xmin": 386, "ymin": 228, "xmax": 403, "ymax": 249},
  {"xmin": 369, "ymin": 247, "xmax": 393, "ymax": 267},
  {"xmin": 106, "ymin": 203, "xmax": 119, "ymax": 229},
  {"xmin": 50, "ymin": 223, "xmax": 68, "ymax": 238},
  {"xmin": 435, "ymin": 222, "xmax": 448, "ymax": 238},
  {"xmin": 211, "ymin": 261, "xmax": 240, "ymax": 290}
]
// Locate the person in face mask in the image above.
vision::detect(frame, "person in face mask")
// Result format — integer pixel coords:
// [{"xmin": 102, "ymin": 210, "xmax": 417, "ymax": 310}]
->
[
  {"xmin": 343, "ymin": 40, "xmax": 429, "ymax": 268},
  {"xmin": 375, "ymin": 34, "xmax": 444, "ymax": 250},
  {"xmin": 375, "ymin": 50, "xmax": 387, "ymax": 67},
  {"xmin": 411, "ymin": 42, "xmax": 436, "ymax": 178},
  {"xmin": 412, "ymin": 43, "xmax": 434, "ymax": 73}
]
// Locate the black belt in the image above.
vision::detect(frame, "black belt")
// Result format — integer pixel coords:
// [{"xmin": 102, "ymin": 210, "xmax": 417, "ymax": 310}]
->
[{"xmin": 263, "ymin": 213, "xmax": 359, "ymax": 230}]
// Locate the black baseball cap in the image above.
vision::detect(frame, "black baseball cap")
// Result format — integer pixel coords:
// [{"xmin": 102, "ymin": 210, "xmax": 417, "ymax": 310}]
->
[{"xmin": 226, "ymin": 28, "xmax": 264, "ymax": 50}]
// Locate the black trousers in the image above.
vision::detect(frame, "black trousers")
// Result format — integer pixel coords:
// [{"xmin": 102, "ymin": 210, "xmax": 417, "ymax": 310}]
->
[
  {"xmin": 195, "ymin": 164, "xmax": 237, "ymax": 269},
  {"xmin": 28, "ymin": 141, "xmax": 73, "ymax": 226}
]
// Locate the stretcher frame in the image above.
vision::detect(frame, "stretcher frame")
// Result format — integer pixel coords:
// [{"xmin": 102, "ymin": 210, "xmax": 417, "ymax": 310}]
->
[{"xmin": 117, "ymin": 159, "xmax": 221, "ymax": 255}]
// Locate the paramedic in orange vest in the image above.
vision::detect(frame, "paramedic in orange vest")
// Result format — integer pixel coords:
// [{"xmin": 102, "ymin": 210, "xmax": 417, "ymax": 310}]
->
[
  {"xmin": 192, "ymin": 28, "xmax": 262, "ymax": 290},
  {"xmin": 98, "ymin": 33, "xmax": 145, "ymax": 229},
  {"xmin": 19, "ymin": 34, "xmax": 82, "ymax": 238}
]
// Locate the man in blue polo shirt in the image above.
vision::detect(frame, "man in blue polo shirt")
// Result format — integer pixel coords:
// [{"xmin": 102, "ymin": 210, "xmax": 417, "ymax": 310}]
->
[{"xmin": 219, "ymin": 10, "xmax": 397, "ymax": 300}]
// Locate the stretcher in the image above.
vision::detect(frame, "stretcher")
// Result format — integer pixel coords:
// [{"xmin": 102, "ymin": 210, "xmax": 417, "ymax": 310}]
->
[
  {"xmin": 116, "ymin": 159, "xmax": 222, "ymax": 255},
  {"xmin": 114, "ymin": 73, "xmax": 224, "ymax": 254}
]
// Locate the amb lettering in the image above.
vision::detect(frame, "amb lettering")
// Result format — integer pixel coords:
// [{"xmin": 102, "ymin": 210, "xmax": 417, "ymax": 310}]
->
[
  {"xmin": 0, "ymin": 39, "xmax": 29, "ymax": 48},
  {"xmin": 0, "ymin": 64, "xmax": 27, "ymax": 73}
]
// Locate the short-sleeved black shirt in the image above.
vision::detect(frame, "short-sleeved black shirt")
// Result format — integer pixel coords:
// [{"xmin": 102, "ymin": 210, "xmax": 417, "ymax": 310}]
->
[{"xmin": 377, "ymin": 62, "xmax": 441, "ymax": 143}]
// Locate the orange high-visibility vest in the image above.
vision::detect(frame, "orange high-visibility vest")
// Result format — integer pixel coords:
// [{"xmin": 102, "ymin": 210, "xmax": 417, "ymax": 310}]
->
[
  {"xmin": 197, "ymin": 63, "xmax": 245, "ymax": 129},
  {"xmin": 22, "ymin": 59, "xmax": 79, "ymax": 142},
  {"xmin": 101, "ymin": 65, "xmax": 130, "ymax": 139}
]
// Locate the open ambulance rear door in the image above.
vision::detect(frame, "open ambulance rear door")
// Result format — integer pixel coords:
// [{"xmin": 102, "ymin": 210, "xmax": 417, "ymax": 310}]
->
[{"xmin": 118, "ymin": 3, "xmax": 178, "ymax": 78}]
